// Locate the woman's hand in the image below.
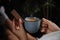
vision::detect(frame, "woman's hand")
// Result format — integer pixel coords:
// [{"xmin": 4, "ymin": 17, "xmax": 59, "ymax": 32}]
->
[
  {"xmin": 6, "ymin": 9, "xmax": 37, "ymax": 40},
  {"xmin": 7, "ymin": 18, "xmax": 36, "ymax": 40},
  {"xmin": 6, "ymin": 18, "xmax": 27, "ymax": 40},
  {"xmin": 12, "ymin": 18, "xmax": 37, "ymax": 40},
  {"xmin": 11, "ymin": 18, "xmax": 27, "ymax": 40},
  {"xmin": 5, "ymin": 29, "xmax": 19, "ymax": 40},
  {"xmin": 41, "ymin": 18, "xmax": 60, "ymax": 34}
]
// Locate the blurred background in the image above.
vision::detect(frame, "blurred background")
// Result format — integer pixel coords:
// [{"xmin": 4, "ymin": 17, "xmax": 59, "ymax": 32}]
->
[{"xmin": 0, "ymin": 0, "xmax": 60, "ymax": 27}]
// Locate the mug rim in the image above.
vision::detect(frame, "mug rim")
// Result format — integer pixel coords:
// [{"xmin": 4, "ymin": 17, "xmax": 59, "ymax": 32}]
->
[{"xmin": 24, "ymin": 17, "xmax": 40, "ymax": 22}]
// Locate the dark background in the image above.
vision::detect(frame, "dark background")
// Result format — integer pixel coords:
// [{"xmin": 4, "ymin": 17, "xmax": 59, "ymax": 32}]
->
[
  {"xmin": 0, "ymin": 0, "xmax": 60, "ymax": 40},
  {"xmin": 0, "ymin": 0, "xmax": 60, "ymax": 27}
]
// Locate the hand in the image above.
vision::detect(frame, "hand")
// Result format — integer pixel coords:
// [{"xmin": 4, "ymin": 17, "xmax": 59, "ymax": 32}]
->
[
  {"xmin": 12, "ymin": 18, "xmax": 36, "ymax": 40},
  {"xmin": 11, "ymin": 18, "xmax": 27, "ymax": 40},
  {"xmin": 6, "ymin": 9, "xmax": 36, "ymax": 40},
  {"xmin": 7, "ymin": 19, "xmax": 36, "ymax": 40},
  {"xmin": 6, "ymin": 18, "xmax": 27, "ymax": 40},
  {"xmin": 5, "ymin": 29, "xmax": 19, "ymax": 40},
  {"xmin": 41, "ymin": 18, "xmax": 60, "ymax": 34}
]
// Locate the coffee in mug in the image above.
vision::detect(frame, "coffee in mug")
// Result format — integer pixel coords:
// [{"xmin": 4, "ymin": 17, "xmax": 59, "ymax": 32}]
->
[{"xmin": 24, "ymin": 17, "xmax": 41, "ymax": 33}]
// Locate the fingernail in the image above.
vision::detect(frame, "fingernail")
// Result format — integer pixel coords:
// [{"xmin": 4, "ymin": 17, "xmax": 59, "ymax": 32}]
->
[{"xmin": 19, "ymin": 19, "xmax": 22, "ymax": 23}]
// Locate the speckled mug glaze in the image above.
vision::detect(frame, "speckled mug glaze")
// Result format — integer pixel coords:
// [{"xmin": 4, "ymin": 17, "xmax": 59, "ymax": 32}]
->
[{"xmin": 24, "ymin": 17, "xmax": 41, "ymax": 33}]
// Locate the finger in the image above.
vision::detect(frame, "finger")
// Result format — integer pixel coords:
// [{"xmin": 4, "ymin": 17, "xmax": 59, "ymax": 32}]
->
[
  {"xmin": 42, "ymin": 22, "xmax": 48, "ymax": 28},
  {"xmin": 42, "ymin": 18, "xmax": 48, "ymax": 27},
  {"xmin": 18, "ymin": 18, "xmax": 25, "ymax": 31},
  {"xmin": 19, "ymin": 18, "xmax": 23, "ymax": 26},
  {"xmin": 42, "ymin": 18, "xmax": 48, "ymax": 23},
  {"xmin": 5, "ymin": 29, "xmax": 19, "ymax": 40},
  {"xmin": 42, "ymin": 18, "xmax": 59, "ymax": 28},
  {"xmin": 41, "ymin": 27, "xmax": 47, "ymax": 33},
  {"xmin": 14, "ymin": 18, "xmax": 19, "ymax": 26},
  {"xmin": 44, "ymin": 18, "xmax": 59, "ymax": 29},
  {"xmin": 42, "ymin": 18, "xmax": 60, "ymax": 31},
  {"xmin": 12, "ymin": 18, "xmax": 15, "ymax": 28},
  {"xmin": 19, "ymin": 18, "xmax": 26, "ymax": 32},
  {"xmin": 14, "ymin": 19, "xmax": 22, "ymax": 30},
  {"xmin": 5, "ymin": 28, "xmax": 14, "ymax": 36},
  {"xmin": 42, "ymin": 18, "xmax": 57, "ymax": 26},
  {"xmin": 5, "ymin": 18, "xmax": 13, "ymax": 31},
  {"xmin": 13, "ymin": 18, "xmax": 20, "ymax": 30},
  {"xmin": 41, "ymin": 18, "xmax": 48, "ymax": 30}
]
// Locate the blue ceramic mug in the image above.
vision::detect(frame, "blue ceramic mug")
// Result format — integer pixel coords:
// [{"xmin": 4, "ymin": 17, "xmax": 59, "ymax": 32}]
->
[{"xmin": 24, "ymin": 17, "xmax": 41, "ymax": 33}]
